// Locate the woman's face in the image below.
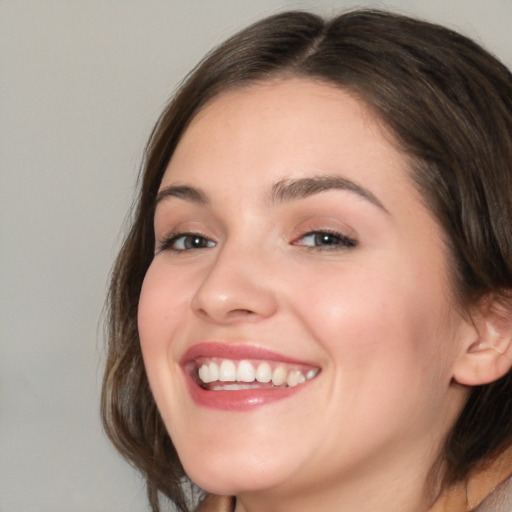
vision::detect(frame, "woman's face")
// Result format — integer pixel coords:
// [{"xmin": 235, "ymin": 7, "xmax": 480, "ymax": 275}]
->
[{"xmin": 138, "ymin": 79, "xmax": 471, "ymax": 504}]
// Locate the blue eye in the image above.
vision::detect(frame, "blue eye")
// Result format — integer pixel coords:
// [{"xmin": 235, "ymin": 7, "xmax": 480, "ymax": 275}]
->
[
  {"xmin": 159, "ymin": 233, "xmax": 216, "ymax": 252},
  {"xmin": 294, "ymin": 231, "xmax": 357, "ymax": 250}
]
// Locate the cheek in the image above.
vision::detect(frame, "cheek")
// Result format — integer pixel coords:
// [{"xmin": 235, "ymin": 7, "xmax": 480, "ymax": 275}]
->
[
  {"xmin": 138, "ymin": 278, "xmax": 168, "ymax": 357},
  {"xmin": 137, "ymin": 262, "xmax": 197, "ymax": 427},
  {"xmin": 300, "ymin": 269, "xmax": 459, "ymax": 449},
  {"xmin": 295, "ymin": 257, "xmax": 453, "ymax": 384},
  {"xmin": 137, "ymin": 261, "xmax": 191, "ymax": 388},
  {"xmin": 138, "ymin": 261, "xmax": 190, "ymax": 345}
]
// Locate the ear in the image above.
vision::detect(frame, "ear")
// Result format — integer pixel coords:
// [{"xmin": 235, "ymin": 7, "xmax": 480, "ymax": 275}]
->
[{"xmin": 453, "ymin": 294, "xmax": 512, "ymax": 386}]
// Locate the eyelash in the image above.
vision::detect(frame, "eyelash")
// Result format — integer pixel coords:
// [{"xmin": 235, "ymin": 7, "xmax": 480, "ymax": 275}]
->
[
  {"xmin": 157, "ymin": 228, "xmax": 358, "ymax": 254},
  {"xmin": 157, "ymin": 232, "xmax": 216, "ymax": 253},
  {"xmin": 292, "ymin": 229, "xmax": 358, "ymax": 251}
]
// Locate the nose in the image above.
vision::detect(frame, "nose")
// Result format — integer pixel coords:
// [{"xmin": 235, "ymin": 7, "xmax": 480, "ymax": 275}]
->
[{"xmin": 191, "ymin": 243, "xmax": 278, "ymax": 325}]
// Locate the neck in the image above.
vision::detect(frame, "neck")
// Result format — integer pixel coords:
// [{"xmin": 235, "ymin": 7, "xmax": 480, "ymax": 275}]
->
[{"xmin": 233, "ymin": 450, "xmax": 446, "ymax": 512}]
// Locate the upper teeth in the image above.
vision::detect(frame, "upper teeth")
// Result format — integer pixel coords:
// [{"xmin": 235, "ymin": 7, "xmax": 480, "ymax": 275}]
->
[{"xmin": 197, "ymin": 359, "xmax": 319, "ymax": 388}]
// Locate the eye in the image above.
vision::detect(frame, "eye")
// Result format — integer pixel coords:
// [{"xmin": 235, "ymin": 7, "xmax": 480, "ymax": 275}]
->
[
  {"xmin": 293, "ymin": 230, "xmax": 358, "ymax": 250},
  {"xmin": 158, "ymin": 233, "xmax": 216, "ymax": 253}
]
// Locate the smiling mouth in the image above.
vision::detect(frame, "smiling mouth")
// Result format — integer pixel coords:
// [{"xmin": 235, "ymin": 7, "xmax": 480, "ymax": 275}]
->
[
  {"xmin": 195, "ymin": 358, "xmax": 320, "ymax": 390},
  {"xmin": 181, "ymin": 343, "xmax": 321, "ymax": 410}
]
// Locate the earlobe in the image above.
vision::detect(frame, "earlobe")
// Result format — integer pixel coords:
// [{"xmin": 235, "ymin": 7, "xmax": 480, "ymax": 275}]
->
[{"xmin": 453, "ymin": 294, "xmax": 512, "ymax": 386}]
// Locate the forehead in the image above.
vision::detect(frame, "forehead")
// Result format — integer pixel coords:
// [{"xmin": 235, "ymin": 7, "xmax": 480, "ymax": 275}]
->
[{"xmin": 161, "ymin": 78, "xmax": 411, "ymax": 202}]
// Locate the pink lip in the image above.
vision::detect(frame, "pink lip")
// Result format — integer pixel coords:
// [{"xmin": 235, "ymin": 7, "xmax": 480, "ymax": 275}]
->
[
  {"xmin": 180, "ymin": 342, "xmax": 318, "ymax": 411},
  {"xmin": 181, "ymin": 342, "xmax": 316, "ymax": 366}
]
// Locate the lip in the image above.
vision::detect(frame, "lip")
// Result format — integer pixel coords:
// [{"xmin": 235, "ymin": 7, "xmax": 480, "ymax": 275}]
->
[{"xmin": 180, "ymin": 342, "xmax": 319, "ymax": 411}]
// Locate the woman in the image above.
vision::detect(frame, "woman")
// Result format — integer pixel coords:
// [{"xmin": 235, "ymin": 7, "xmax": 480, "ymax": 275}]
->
[{"xmin": 101, "ymin": 10, "xmax": 512, "ymax": 512}]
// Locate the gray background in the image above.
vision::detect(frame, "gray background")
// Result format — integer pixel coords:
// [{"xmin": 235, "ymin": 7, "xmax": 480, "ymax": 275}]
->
[{"xmin": 1, "ymin": 1, "xmax": 511, "ymax": 511}]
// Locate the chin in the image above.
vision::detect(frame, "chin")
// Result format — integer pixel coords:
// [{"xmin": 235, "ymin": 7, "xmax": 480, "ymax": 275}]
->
[
  {"xmin": 178, "ymin": 436, "xmax": 299, "ymax": 497},
  {"xmin": 185, "ymin": 461, "xmax": 277, "ymax": 496}
]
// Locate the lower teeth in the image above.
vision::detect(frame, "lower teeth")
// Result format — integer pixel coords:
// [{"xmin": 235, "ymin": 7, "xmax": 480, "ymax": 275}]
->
[
  {"xmin": 207, "ymin": 382, "xmax": 286, "ymax": 391},
  {"xmin": 211, "ymin": 384, "xmax": 254, "ymax": 391}
]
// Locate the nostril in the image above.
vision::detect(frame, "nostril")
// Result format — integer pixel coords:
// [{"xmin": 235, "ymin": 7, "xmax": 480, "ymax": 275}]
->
[
  {"xmin": 195, "ymin": 307, "xmax": 254, "ymax": 318},
  {"xmin": 228, "ymin": 308, "xmax": 256, "ymax": 317}
]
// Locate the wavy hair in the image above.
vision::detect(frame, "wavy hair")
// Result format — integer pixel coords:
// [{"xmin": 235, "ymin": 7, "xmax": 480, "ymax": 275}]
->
[{"xmin": 101, "ymin": 10, "xmax": 512, "ymax": 511}]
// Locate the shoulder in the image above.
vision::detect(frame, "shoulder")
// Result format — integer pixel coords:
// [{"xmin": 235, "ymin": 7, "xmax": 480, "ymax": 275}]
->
[
  {"xmin": 429, "ymin": 446, "xmax": 512, "ymax": 512},
  {"xmin": 472, "ymin": 474, "xmax": 512, "ymax": 511}
]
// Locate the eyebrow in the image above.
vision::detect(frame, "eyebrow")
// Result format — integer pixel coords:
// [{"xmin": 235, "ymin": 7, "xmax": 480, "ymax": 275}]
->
[
  {"xmin": 271, "ymin": 175, "xmax": 389, "ymax": 213},
  {"xmin": 155, "ymin": 175, "xmax": 388, "ymax": 214},
  {"xmin": 156, "ymin": 184, "xmax": 209, "ymax": 205}
]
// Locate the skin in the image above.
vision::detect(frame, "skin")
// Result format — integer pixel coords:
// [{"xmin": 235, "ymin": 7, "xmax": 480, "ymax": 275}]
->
[{"xmin": 137, "ymin": 79, "xmax": 477, "ymax": 512}]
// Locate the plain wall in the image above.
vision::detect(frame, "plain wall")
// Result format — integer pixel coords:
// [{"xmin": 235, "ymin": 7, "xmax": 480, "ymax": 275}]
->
[{"xmin": 1, "ymin": 1, "xmax": 511, "ymax": 511}]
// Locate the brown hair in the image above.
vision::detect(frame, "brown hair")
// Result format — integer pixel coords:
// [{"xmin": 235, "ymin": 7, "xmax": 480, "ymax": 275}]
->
[{"xmin": 101, "ymin": 9, "xmax": 512, "ymax": 511}]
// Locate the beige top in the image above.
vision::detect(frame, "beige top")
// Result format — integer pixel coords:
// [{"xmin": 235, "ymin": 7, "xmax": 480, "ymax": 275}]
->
[
  {"xmin": 195, "ymin": 448, "xmax": 512, "ymax": 512},
  {"xmin": 429, "ymin": 447, "xmax": 512, "ymax": 512}
]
